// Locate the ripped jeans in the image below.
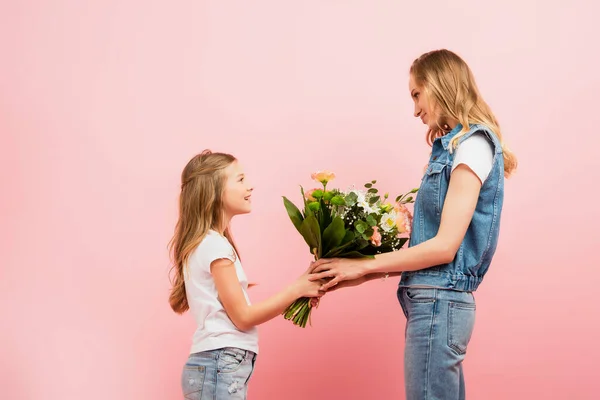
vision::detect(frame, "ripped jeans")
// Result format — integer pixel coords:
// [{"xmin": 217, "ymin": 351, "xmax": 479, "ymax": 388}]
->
[{"xmin": 181, "ymin": 347, "xmax": 256, "ymax": 399}]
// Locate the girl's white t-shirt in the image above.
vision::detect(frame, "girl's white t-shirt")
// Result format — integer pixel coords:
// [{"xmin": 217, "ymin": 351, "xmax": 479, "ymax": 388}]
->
[
  {"xmin": 451, "ymin": 132, "xmax": 495, "ymax": 185},
  {"xmin": 184, "ymin": 230, "xmax": 259, "ymax": 354}
]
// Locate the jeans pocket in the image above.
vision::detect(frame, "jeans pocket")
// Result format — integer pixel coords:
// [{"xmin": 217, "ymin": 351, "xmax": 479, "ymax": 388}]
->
[
  {"xmin": 218, "ymin": 348, "xmax": 246, "ymax": 374},
  {"xmin": 396, "ymin": 287, "xmax": 409, "ymax": 318},
  {"xmin": 244, "ymin": 354, "xmax": 257, "ymax": 385},
  {"xmin": 447, "ymin": 301, "xmax": 476, "ymax": 355},
  {"xmin": 181, "ymin": 366, "xmax": 206, "ymax": 400},
  {"xmin": 404, "ymin": 287, "xmax": 436, "ymax": 303}
]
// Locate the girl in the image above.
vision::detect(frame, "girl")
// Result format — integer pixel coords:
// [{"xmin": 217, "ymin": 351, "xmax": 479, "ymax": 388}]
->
[
  {"xmin": 169, "ymin": 150, "xmax": 323, "ymax": 399},
  {"xmin": 310, "ymin": 49, "xmax": 517, "ymax": 399}
]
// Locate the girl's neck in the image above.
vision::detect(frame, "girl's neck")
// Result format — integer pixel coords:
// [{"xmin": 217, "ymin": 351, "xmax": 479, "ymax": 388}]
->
[{"xmin": 214, "ymin": 214, "xmax": 233, "ymax": 236}]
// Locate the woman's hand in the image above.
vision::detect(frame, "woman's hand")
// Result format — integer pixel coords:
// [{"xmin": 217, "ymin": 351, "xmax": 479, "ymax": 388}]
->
[{"xmin": 309, "ymin": 257, "xmax": 373, "ymax": 291}]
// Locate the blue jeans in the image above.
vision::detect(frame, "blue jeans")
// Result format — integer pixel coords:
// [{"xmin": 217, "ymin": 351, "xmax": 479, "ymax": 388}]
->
[
  {"xmin": 181, "ymin": 347, "xmax": 256, "ymax": 400},
  {"xmin": 398, "ymin": 287, "xmax": 476, "ymax": 400}
]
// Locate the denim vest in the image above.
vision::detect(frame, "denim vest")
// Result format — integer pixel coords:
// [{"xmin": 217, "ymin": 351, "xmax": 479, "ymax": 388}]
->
[{"xmin": 399, "ymin": 124, "xmax": 504, "ymax": 292}]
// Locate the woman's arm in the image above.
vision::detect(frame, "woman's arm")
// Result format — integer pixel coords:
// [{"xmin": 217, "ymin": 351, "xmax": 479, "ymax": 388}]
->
[
  {"xmin": 311, "ymin": 165, "xmax": 482, "ymax": 290},
  {"xmin": 324, "ymin": 271, "xmax": 403, "ymax": 292}
]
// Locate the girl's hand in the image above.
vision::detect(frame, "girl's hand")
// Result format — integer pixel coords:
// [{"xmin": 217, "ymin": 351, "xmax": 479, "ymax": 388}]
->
[
  {"xmin": 309, "ymin": 257, "xmax": 372, "ymax": 291},
  {"xmin": 292, "ymin": 265, "xmax": 327, "ymax": 298}
]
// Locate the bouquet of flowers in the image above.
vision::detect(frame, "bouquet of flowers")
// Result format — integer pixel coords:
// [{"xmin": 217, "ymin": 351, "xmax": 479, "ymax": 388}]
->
[{"xmin": 282, "ymin": 171, "xmax": 417, "ymax": 328}]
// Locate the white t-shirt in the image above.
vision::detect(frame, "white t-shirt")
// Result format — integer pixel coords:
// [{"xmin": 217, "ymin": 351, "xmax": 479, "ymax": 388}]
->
[
  {"xmin": 452, "ymin": 132, "xmax": 494, "ymax": 185},
  {"xmin": 184, "ymin": 230, "xmax": 259, "ymax": 355}
]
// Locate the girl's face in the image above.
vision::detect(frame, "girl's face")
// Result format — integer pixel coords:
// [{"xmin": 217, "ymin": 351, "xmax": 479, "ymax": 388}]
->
[
  {"xmin": 409, "ymin": 74, "xmax": 438, "ymax": 130},
  {"xmin": 222, "ymin": 161, "xmax": 253, "ymax": 217}
]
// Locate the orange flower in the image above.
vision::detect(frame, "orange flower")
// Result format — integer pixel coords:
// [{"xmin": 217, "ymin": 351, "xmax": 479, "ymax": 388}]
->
[
  {"xmin": 311, "ymin": 171, "xmax": 336, "ymax": 185},
  {"xmin": 371, "ymin": 226, "xmax": 382, "ymax": 247},
  {"xmin": 394, "ymin": 203, "xmax": 413, "ymax": 236}
]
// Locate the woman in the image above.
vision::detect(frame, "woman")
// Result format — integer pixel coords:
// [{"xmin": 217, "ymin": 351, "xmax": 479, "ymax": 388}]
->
[{"xmin": 310, "ymin": 49, "xmax": 517, "ymax": 400}]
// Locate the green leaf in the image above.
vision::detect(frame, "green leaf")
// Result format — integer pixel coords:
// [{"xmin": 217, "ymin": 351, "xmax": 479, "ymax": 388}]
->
[
  {"xmin": 319, "ymin": 198, "xmax": 332, "ymax": 230},
  {"xmin": 369, "ymin": 195, "xmax": 380, "ymax": 205},
  {"xmin": 322, "ymin": 216, "xmax": 346, "ymax": 255},
  {"xmin": 323, "ymin": 237, "xmax": 356, "ymax": 258},
  {"xmin": 364, "ymin": 183, "xmax": 372, "ymax": 188},
  {"xmin": 404, "ymin": 196, "xmax": 413, "ymax": 203},
  {"xmin": 367, "ymin": 188, "xmax": 378, "ymax": 194},
  {"xmin": 395, "ymin": 195, "xmax": 402, "ymax": 202},
  {"xmin": 355, "ymin": 220, "xmax": 368, "ymax": 234},
  {"xmin": 366, "ymin": 214, "xmax": 377, "ymax": 226},
  {"xmin": 355, "ymin": 237, "xmax": 370, "ymax": 249},
  {"xmin": 345, "ymin": 192, "xmax": 358, "ymax": 207},
  {"xmin": 336, "ymin": 251, "xmax": 375, "ymax": 259},
  {"xmin": 300, "ymin": 186, "xmax": 312, "ymax": 217},
  {"xmin": 371, "ymin": 180, "xmax": 377, "ymax": 184},
  {"xmin": 282, "ymin": 196, "xmax": 304, "ymax": 233},
  {"xmin": 300, "ymin": 214, "xmax": 322, "ymax": 257},
  {"xmin": 300, "ymin": 186, "xmax": 315, "ymax": 219},
  {"xmin": 342, "ymin": 230, "xmax": 354, "ymax": 244}
]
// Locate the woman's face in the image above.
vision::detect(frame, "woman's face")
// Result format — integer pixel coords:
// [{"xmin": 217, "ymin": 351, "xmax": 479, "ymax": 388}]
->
[{"xmin": 409, "ymin": 74, "xmax": 438, "ymax": 130}]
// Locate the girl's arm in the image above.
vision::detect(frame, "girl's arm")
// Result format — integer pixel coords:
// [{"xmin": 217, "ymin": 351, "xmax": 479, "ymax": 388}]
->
[
  {"xmin": 211, "ymin": 261, "xmax": 323, "ymax": 331},
  {"xmin": 311, "ymin": 165, "xmax": 482, "ymax": 290}
]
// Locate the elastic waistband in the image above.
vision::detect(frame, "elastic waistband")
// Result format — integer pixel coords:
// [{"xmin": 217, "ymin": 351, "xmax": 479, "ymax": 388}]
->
[{"xmin": 399, "ymin": 270, "xmax": 483, "ymax": 292}]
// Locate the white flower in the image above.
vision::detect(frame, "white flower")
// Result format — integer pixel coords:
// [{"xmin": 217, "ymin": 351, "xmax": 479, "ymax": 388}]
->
[
  {"xmin": 347, "ymin": 189, "xmax": 374, "ymax": 214},
  {"xmin": 358, "ymin": 199, "xmax": 375, "ymax": 214},
  {"xmin": 380, "ymin": 212, "xmax": 398, "ymax": 232}
]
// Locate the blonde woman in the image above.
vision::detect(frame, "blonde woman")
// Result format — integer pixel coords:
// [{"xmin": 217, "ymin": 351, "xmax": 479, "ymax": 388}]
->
[
  {"xmin": 311, "ymin": 49, "xmax": 517, "ymax": 399},
  {"xmin": 169, "ymin": 150, "xmax": 324, "ymax": 399}
]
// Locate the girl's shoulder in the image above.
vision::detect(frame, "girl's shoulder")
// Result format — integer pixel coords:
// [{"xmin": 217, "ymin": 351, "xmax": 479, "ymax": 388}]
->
[
  {"xmin": 193, "ymin": 230, "xmax": 237, "ymax": 267},
  {"xmin": 198, "ymin": 230, "xmax": 232, "ymax": 251}
]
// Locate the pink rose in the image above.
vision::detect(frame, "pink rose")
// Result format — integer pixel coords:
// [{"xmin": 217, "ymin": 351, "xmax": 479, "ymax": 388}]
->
[
  {"xmin": 311, "ymin": 171, "xmax": 336, "ymax": 185},
  {"xmin": 394, "ymin": 203, "xmax": 413, "ymax": 236},
  {"xmin": 370, "ymin": 226, "xmax": 382, "ymax": 247}
]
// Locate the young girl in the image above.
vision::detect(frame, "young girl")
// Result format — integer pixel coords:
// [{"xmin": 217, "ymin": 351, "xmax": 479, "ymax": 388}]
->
[
  {"xmin": 310, "ymin": 49, "xmax": 517, "ymax": 399},
  {"xmin": 169, "ymin": 150, "xmax": 323, "ymax": 400}
]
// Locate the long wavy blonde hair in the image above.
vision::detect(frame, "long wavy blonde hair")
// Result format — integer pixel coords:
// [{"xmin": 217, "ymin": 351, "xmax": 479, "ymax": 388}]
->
[
  {"xmin": 168, "ymin": 150, "xmax": 240, "ymax": 314},
  {"xmin": 410, "ymin": 49, "xmax": 517, "ymax": 177}
]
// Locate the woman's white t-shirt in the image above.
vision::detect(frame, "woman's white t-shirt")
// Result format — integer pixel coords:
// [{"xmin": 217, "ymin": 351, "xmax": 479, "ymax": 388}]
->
[
  {"xmin": 184, "ymin": 230, "xmax": 259, "ymax": 354},
  {"xmin": 451, "ymin": 132, "xmax": 495, "ymax": 184}
]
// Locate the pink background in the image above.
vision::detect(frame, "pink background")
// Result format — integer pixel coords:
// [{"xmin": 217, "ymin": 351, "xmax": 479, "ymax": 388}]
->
[{"xmin": 2, "ymin": 1, "xmax": 599, "ymax": 399}]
